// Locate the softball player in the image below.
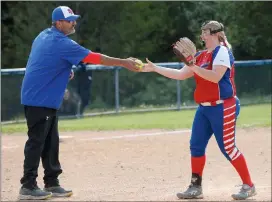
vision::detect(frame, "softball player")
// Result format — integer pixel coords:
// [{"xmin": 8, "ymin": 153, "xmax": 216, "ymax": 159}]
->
[
  {"xmin": 142, "ymin": 21, "xmax": 256, "ymax": 200},
  {"xmin": 19, "ymin": 6, "xmax": 141, "ymax": 200}
]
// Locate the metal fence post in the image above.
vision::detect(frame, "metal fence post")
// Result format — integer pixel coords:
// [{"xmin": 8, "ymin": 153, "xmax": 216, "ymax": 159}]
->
[
  {"xmin": 176, "ymin": 80, "xmax": 181, "ymax": 110},
  {"xmin": 115, "ymin": 68, "xmax": 120, "ymax": 113}
]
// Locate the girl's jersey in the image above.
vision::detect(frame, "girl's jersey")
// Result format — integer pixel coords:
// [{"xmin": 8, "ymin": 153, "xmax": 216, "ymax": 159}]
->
[{"xmin": 193, "ymin": 46, "xmax": 236, "ymax": 104}]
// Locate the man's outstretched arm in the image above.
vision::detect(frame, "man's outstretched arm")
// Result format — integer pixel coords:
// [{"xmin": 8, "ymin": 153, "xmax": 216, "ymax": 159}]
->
[{"xmin": 82, "ymin": 52, "xmax": 141, "ymax": 72}]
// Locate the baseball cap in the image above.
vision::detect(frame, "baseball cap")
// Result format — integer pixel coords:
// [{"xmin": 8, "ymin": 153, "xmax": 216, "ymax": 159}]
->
[{"xmin": 52, "ymin": 6, "xmax": 80, "ymax": 22}]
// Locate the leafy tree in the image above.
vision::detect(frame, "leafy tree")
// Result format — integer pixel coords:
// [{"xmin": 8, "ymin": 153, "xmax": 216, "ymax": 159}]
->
[{"xmin": 1, "ymin": 1, "xmax": 271, "ymax": 121}]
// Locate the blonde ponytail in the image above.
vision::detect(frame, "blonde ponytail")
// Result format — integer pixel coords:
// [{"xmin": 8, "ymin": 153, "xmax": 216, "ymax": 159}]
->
[{"xmin": 218, "ymin": 31, "xmax": 232, "ymax": 50}]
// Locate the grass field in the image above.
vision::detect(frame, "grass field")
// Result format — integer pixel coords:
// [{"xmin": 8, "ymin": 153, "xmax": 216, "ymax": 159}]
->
[{"xmin": 1, "ymin": 104, "xmax": 271, "ymax": 134}]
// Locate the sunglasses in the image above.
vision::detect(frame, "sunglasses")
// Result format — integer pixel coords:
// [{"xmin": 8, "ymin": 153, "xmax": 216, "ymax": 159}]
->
[{"xmin": 59, "ymin": 20, "xmax": 76, "ymax": 24}]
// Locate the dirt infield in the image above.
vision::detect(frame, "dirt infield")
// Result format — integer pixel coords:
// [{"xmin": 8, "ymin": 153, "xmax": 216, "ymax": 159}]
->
[{"xmin": 1, "ymin": 127, "xmax": 271, "ymax": 201}]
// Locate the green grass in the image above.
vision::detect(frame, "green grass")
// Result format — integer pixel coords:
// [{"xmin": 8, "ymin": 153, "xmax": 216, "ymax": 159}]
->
[{"xmin": 1, "ymin": 104, "xmax": 271, "ymax": 134}]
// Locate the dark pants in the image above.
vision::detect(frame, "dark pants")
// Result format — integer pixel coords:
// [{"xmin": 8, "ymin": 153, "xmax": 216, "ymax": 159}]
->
[{"xmin": 20, "ymin": 106, "xmax": 62, "ymax": 189}]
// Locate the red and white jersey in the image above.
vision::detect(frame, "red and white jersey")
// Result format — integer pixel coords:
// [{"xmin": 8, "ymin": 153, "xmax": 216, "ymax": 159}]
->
[{"xmin": 193, "ymin": 45, "xmax": 236, "ymax": 104}]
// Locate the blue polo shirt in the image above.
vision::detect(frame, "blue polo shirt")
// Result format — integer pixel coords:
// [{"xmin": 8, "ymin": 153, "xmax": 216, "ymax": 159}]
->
[{"xmin": 21, "ymin": 27, "xmax": 90, "ymax": 109}]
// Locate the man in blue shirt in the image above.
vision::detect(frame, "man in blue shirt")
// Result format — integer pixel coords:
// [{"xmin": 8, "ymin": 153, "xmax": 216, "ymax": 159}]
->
[{"xmin": 19, "ymin": 6, "xmax": 141, "ymax": 200}]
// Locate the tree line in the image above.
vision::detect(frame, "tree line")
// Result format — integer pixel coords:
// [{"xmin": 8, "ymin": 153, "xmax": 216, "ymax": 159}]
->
[{"xmin": 1, "ymin": 1, "xmax": 271, "ymax": 120}]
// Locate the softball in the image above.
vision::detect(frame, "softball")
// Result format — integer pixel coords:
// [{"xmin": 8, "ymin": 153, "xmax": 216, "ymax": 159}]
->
[{"xmin": 135, "ymin": 59, "xmax": 144, "ymax": 71}]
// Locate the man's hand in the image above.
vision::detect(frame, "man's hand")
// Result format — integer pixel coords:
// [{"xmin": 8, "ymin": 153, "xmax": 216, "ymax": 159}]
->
[
  {"xmin": 121, "ymin": 58, "xmax": 143, "ymax": 72},
  {"xmin": 69, "ymin": 70, "xmax": 74, "ymax": 80},
  {"xmin": 99, "ymin": 55, "xmax": 143, "ymax": 72}
]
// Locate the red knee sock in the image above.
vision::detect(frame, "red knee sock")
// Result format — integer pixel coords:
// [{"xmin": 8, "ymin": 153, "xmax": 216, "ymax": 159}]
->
[
  {"xmin": 231, "ymin": 153, "xmax": 253, "ymax": 186},
  {"xmin": 191, "ymin": 155, "xmax": 206, "ymax": 176}
]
